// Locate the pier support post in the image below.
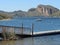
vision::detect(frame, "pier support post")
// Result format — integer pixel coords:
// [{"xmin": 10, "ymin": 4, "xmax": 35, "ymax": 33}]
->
[{"xmin": 32, "ymin": 23, "xmax": 34, "ymax": 36}]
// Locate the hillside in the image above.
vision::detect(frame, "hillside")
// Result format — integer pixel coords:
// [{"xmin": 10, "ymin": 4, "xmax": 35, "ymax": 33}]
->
[
  {"xmin": 0, "ymin": 4, "xmax": 60, "ymax": 19},
  {"xmin": 51, "ymin": 11, "xmax": 60, "ymax": 17}
]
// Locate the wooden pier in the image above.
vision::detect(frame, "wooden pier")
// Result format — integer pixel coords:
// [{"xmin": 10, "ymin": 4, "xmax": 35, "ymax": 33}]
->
[{"xmin": 0, "ymin": 23, "xmax": 60, "ymax": 40}]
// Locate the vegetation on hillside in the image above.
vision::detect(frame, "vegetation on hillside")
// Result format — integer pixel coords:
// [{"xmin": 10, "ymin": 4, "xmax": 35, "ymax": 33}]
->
[{"xmin": 51, "ymin": 11, "xmax": 60, "ymax": 17}]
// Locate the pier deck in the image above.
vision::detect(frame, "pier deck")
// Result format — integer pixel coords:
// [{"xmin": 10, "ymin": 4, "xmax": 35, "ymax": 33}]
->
[
  {"xmin": 0, "ymin": 24, "xmax": 60, "ymax": 39},
  {"xmin": 32, "ymin": 30, "xmax": 60, "ymax": 36},
  {"xmin": 0, "ymin": 30, "xmax": 60, "ymax": 38}
]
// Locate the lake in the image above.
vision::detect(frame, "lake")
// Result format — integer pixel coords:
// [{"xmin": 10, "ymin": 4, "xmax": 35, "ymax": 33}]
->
[{"xmin": 0, "ymin": 17, "xmax": 60, "ymax": 45}]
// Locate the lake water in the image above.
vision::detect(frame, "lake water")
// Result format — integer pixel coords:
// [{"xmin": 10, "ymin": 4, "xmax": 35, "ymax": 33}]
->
[
  {"xmin": 0, "ymin": 17, "xmax": 60, "ymax": 32},
  {"xmin": 12, "ymin": 17, "xmax": 60, "ymax": 32},
  {"xmin": 0, "ymin": 35, "xmax": 60, "ymax": 45},
  {"xmin": 0, "ymin": 17, "xmax": 60, "ymax": 45}
]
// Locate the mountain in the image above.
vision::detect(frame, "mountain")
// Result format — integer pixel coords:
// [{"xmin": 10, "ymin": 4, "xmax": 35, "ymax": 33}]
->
[
  {"xmin": 0, "ymin": 11, "xmax": 11, "ymax": 19},
  {"xmin": 0, "ymin": 10, "xmax": 27, "ymax": 19},
  {"xmin": 0, "ymin": 4, "xmax": 60, "ymax": 19},
  {"xmin": 28, "ymin": 4, "xmax": 59, "ymax": 16},
  {"xmin": 12, "ymin": 10, "xmax": 27, "ymax": 17},
  {"xmin": 37, "ymin": 5, "xmax": 59, "ymax": 16}
]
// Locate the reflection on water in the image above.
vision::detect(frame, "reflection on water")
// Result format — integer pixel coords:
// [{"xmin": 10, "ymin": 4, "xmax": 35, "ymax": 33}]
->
[
  {"xmin": 0, "ymin": 40, "xmax": 15, "ymax": 45},
  {"xmin": 0, "ymin": 35, "xmax": 60, "ymax": 45}
]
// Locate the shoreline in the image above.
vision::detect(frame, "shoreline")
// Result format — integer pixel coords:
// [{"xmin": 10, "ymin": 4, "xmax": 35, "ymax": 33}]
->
[{"xmin": 0, "ymin": 19, "xmax": 11, "ymax": 21}]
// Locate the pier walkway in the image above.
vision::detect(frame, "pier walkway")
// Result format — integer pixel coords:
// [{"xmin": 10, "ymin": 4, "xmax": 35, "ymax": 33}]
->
[
  {"xmin": 33, "ymin": 30, "xmax": 60, "ymax": 36},
  {"xmin": 0, "ymin": 23, "xmax": 60, "ymax": 39},
  {"xmin": 16, "ymin": 30, "xmax": 60, "ymax": 37}
]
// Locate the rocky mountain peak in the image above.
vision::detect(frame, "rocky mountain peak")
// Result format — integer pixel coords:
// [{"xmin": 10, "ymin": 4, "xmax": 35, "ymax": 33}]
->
[{"xmin": 36, "ymin": 4, "xmax": 59, "ymax": 16}]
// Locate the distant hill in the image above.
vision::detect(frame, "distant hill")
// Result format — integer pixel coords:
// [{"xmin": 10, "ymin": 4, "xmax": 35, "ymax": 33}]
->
[
  {"xmin": 0, "ymin": 10, "xmax": 27, "ymax": 19},
  {"xmin": 0, "ymin": 4, "xmax": 60, "ymax": 19}
]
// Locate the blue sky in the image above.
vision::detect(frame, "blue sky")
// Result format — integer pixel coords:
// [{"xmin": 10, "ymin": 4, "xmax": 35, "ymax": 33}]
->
[{"xmin": 0, "ymin": 0, "xmax": 60, "ymax": 12}]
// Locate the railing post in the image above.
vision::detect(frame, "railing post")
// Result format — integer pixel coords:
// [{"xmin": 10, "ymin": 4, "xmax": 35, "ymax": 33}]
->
[
  {"xmin": 21, "ymin": 23, "xmax": 23, "ymax": 35},
  {"xmin": 32, "ymin": 23, "xmax": 34, "ymax": 36},
  {"xmin": 2, "ymin": 26, "xmax": 6, "ymax": 40}
]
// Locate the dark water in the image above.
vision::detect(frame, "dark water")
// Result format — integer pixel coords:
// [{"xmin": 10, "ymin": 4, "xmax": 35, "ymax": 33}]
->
[
  {"xmin": 0, "ymin": 35, "xmax": 60, "ymax": 45},
  {"xmin": 0, "ymin": 17, "xmax": 60, "ymax": 45}
]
